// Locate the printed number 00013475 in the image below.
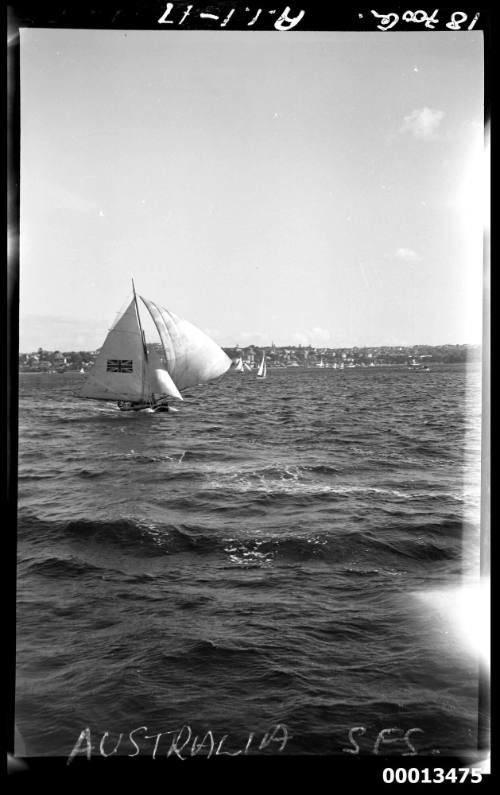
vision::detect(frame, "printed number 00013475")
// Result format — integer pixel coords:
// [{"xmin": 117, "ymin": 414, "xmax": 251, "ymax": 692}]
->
[{"xmin": 382, "ymin": 768, "xmax": 483, "ymax": 784}]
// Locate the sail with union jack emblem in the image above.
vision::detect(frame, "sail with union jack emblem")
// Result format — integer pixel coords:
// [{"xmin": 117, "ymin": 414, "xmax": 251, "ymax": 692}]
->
[
  {"xmin": 80, "ymin": 299, "xmax": 147, "ymax": 402},
  {"xmin": 80, "ymin": 282, "xmax": 230, "ymax": 410}
]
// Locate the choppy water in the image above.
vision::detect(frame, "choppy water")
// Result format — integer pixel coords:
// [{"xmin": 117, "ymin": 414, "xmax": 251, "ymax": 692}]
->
[{"xmin": 16, "ymin": 364, "xmax": 483, "ymax": 759}]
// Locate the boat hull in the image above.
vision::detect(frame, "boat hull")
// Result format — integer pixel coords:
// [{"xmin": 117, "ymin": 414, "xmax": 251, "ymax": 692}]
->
[{"xmin": 118, "ymin": 399, "xmax": 172, "ymax": 412}]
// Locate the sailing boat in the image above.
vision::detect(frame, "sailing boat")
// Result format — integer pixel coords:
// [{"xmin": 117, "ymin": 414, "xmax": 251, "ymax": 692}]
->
[
  {"xmin": 256, "ymin": 352, "xmax": 267, "ymax": 380},
  {"xmin": 233, "ymin": 357, "xmax": 245, "ymax": 373},
  {"xmin": 408, "ymin": 357, "xmax": 430, "ymax": 372},
  {"xmin": 80, "ymin": 282, "xmax": 231, "ymax": 412}
]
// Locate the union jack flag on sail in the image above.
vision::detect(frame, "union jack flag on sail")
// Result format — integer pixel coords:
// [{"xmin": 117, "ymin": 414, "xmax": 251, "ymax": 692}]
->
[{"xmin": 106, "ymin": 359, "xmax": 133, "ymax": 373}]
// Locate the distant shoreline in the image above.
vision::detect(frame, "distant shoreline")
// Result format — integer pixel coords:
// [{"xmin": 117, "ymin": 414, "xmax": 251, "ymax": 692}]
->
[
  {"xmin": 18, "ymin": 343, "xmax": 481, "ymax": 374},
  {"xmin": 19, "ymin": 361, "xmax": 480, "ymax": 375}
]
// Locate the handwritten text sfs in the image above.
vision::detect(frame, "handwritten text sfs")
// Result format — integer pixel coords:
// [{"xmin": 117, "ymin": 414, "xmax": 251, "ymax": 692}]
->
[{"xmin": 343, "ymin": 726, "xmax": 425, "ymax": 755}]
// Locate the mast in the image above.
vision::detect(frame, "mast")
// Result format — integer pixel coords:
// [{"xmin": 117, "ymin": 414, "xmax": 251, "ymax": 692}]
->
[{"xmin": 132, "ymin": 278, "xmax": 149, "ymax": 400}]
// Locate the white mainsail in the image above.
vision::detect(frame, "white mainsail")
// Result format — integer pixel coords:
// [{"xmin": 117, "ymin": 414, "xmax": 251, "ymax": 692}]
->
[
  {"xmin": 234, "ymin": 357, "xmax": 244, "ymax": 372},
  {"xmin": 140, "ymin": 296, "xmax": 232, "ymax": 390},
  {"xmin": 80, "ymin": 299, "xmax": 147, "ymax": 401},
  {"xmin": 256, "ymin": 353, "xmax": 266, "ymax": 379}
]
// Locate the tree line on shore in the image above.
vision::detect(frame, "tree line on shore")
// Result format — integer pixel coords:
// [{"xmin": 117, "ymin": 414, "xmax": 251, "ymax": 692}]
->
[{"xmin": 18, "ymin": 343, "xmax": 481, "ymax": 372}]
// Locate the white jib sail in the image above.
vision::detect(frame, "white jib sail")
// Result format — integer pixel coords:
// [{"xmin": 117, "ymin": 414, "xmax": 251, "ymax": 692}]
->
[
  {"xmin": 141, "ymin": 297, "xmax": 232, "ymax": 391},
  {"xmin": 148, "ymin": 347, "xmax": 183, "ymax": 400},
  {"xmin": 80, "ymin": 299, "xmax": 147, "ymax": 401}
]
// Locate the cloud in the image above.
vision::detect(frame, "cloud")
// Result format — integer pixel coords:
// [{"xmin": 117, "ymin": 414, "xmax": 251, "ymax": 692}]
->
[
  {"xmin": 237, "ymin": 330, "xmax": 270, "ymax": 345},
  {"xmin": 227, "ymin": 327, "xmax": 332, "ymax": 348},
  {"xmin": 291, "ymin": 327, "xmax": 331, "ymax": 347},
  {"xmin": 400, "ymin": 107, "xmax": 445, "ymax": 140},
  {"xmin": 56, "ymin": 186, "xmax": 99, "ymax": 213},
  {"xmin": 395, "ymin": 248, "xmax": 421, "ymax": 263},
  {"xmin": 202, "ymin": 327, "xmax": 221, "ymax": 338},
  {"xmin": 36, "ymin": 182, "xmax": 100, "ymax": 214},
  {"xmin": 19, "ymin": 314, "xmax": 109, "ymax": 352},
  {"xmin": 465, "ymin": 119, "xmax": 483, "ymax": 132},
  {"xmin": 202, "ymin": 327, "xmax": 224, "ymax": 344}
]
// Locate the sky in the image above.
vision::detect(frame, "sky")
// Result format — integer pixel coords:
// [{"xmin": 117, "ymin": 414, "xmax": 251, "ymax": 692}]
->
[{"xmin": 18, "ymin": 29, "xmax": 485, "ymax": 352}]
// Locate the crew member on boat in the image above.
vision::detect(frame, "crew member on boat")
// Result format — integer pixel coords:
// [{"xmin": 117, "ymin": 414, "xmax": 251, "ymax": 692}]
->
[
  {"xmin": 117, "ymin": 396, "xmax": 169, "ymax": 412},
  {"xmin": 153, "ymin": 397, "xmax": 169, "ymax": 412}
]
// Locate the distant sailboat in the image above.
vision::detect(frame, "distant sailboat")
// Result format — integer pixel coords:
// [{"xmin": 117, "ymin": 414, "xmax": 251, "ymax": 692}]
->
[
  {"xmin": 256, "ymin": 353, "xmax": 267, "ymax": 380},
  {"xmin": 80, "ymin": 281, "xmax": 231, "ymax": 412},
  {"xmin": 234, "ymin": 357, "xmax": 245, "ymax": 373},
  {"xmin": 317, "ymin": 357, "xmax": 325, "ymax": 368},
  {"xmin": 408, "ymin": 357, "xmax": 430, "ymax": 372}
]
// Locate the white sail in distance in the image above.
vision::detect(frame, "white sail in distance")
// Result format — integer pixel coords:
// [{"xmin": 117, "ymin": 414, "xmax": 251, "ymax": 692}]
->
[
  {"xmin": 257, "ymin": 353, "xmax": 266, "ymax": 378},
  {"xmin": 140, "ymin": 296, "xmax": 232, "ymax": 391}
]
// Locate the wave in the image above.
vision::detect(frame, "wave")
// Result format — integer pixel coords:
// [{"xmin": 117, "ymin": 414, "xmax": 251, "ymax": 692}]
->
[
  {"xmin": 17, "ymin": 512, "xmax": 464, "ymax": 569},
  {"xmin": 112, "ymin": 461, "xmax": 456, "ymax": 501},
  {"xmin": 17, "ymin": 452, "xmax": 468, "ymax": 509},
  {"xmin": 76, "ymin": 469, "xmax": 107, "ymax": 479},
  {"xmin": 178, "ymin": 639, "xmax": 266, "ymax": 664},
  {"xmin": 26, "ymin": 556, "xmax": 102, "ymax": 577}
]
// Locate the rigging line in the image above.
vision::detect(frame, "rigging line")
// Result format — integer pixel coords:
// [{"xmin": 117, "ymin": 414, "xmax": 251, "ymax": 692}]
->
[
  {"xmin": 131, "ymin": 279, "xmax": 148, "ymax": 360},
  {"xmin": 132, "ymin": 278, "xmax": 150, "ymax": 401}
]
